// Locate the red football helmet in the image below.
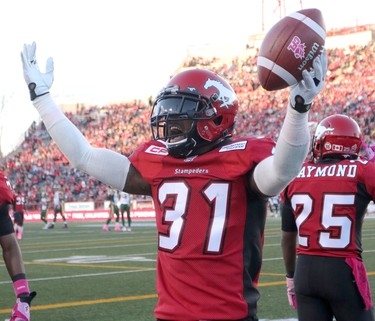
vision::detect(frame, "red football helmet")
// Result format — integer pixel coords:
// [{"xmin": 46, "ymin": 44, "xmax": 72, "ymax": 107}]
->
[
  {"xmin": 312, "ymin": 114, "xmax": 362, "ymax": 161},
  {"xmin": 151, "ymin": 68, "xmax": 238, "ymax": 158}
]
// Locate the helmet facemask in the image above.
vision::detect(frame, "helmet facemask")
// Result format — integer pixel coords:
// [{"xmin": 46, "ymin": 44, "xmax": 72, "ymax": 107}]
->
[{"xmin": 151, "ymin": 88, "xmax": 217, "ymax": 158}]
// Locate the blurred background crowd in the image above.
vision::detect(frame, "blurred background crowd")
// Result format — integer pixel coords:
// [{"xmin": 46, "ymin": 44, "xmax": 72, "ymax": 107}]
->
[{"xmin": 2, "ymin": 41, "xmax": 374, "ymax": 211}]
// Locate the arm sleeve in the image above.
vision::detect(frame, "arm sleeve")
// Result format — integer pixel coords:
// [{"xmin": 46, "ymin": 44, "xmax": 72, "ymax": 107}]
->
[
  {"xmin": 253, "ymin": 106, "xmax": 309, "ymax": 196},
  {"xmin": 33, "ymin": 94, "xmax": 130, "ymax": 191}
]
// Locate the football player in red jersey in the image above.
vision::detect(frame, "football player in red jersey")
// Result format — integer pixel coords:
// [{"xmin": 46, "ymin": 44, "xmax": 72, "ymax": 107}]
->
[
  {"xmin": 21, "ymin": 42, "xmax": 326, "ymax": 321},
  {"xmin": 281, "ymin": 114, "xmax": 375, "ymax": 321},
  {"xmin": 13, "ymin": 187, "xmax": 26, "ymax": 240},
  {"xmin": 0, "ymin": 172, "xmax": 36, "ymax": 320}
]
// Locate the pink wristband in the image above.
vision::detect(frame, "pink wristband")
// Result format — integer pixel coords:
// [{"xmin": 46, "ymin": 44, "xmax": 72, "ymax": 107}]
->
[{"xmin": 13, "ymin": 279, "xmax": 30, "ymax": 297}]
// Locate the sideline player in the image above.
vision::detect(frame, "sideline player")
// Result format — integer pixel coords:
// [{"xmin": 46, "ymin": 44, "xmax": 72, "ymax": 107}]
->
[
  {"xmin": 48, "ymin": 190, "xmax": 68, "ymax": 228},
  {"xmin": 13, "ymin": 188, "xmax": 26, "ymax": 240},
  {"xmin": 119, "ymin": 191, "xmax": 132, "ymax": 231},
  {"xmin": 102, "ymin": 189, "xmax": 121, "ymax": 231},
  {"xmin": 40, "ymin": 193, "xmax": 50, "ymax": 229}
]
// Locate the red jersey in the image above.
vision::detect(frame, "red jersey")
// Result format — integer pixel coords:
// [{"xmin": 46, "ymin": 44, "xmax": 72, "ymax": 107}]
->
[
  {"xmin": 281, "ymin": 158, "xmax": 375, "ymax": 259},
  {"xmin": 0, "ymin": 172, "xmax": 15, "ymax": 237},
  {"xmin": 0, "ymin": 172, "xmax": 15, "ymax": 206},
  {"xmin": 129, "ymin": 137, "xmax": 275, "ymax": 320},
  {"xmin": 14, "ymin": 193, "xmax": 26, "ymax": 212}
]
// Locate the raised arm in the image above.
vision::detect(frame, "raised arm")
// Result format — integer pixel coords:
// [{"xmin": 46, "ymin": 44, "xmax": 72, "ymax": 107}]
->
[
  {"xmin": 251, "ymin": 51, "xmax": 327, "ymax": 197},
  {"xmin": 21, "ymin": 42, "xmax": 151, "ymax": 195}
]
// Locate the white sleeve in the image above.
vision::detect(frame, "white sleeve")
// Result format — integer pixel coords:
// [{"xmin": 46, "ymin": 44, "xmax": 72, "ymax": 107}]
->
[
  {"xmin": 33, "ymin": 94, "xmax": 130, "ymax": 191},
  {"xmin": 253, "ymin": 106, "xmax": 309, "ymax": 197}
]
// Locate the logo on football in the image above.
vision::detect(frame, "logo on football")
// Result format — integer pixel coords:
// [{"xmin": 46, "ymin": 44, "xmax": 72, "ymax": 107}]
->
[{"xmin": 257, "ymin": 8, "xmax": 326, "ymax": 91}]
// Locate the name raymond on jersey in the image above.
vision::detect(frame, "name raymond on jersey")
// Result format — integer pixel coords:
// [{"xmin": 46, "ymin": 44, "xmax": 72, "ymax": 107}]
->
[
  {"xmin": 175, "ymin": 168, "xmax": 209, "ymax": 175},
  {"xmin": 297, "ymin": 163, "xmax": 359, "ymax": 178}
]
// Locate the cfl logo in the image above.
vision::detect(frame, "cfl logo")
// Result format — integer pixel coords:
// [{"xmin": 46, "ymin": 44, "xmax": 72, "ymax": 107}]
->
[{"xmin": 287, "ymin": 36, "xmax": 306, "ymax": 59}]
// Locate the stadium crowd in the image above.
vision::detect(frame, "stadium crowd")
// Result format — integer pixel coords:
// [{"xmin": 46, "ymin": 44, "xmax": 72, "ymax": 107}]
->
[{"xmin": 2, "ymin": 42, "xmax": 374, "ymax": 211}]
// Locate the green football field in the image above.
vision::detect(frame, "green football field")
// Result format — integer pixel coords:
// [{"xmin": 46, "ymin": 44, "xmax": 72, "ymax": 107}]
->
[{"xmin": 1, "ymin": 217, "xmax": 374, "ymax": 321}]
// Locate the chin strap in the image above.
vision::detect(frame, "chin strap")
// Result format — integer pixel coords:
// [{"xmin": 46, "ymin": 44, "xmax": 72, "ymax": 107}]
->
[
  {"xmin": 167, "ymin": 137, "xmax": 197, "ymax": 158},
  {"xmin": 166, "ymin": 122, "xmax": 234, "ymax": 159}
]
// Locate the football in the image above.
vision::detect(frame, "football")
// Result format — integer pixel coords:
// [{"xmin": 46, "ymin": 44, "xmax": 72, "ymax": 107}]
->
[{"xmin": 257, "ymin": 8, "xmax": 326, "ymax": 91}]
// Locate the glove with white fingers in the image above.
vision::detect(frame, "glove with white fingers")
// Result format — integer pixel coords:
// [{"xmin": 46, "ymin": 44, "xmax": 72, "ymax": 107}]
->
[
  {"xmin": 21, "ymin": 42, "xmax": 54, "ymax": 101},
  {"xmin": 289, "ymin": 49, "xmax": 327, "ymax": 113},
  {"xmin": 10, "ymin": 291, "xmax": 37, "ymax": 321},
  {"xmin": 286, "ymin": 277, "xmax": 297, "ymax": 309},
  {"xmin": 364, "ymin": 144, "xmax": 375, "ymax": 163}
]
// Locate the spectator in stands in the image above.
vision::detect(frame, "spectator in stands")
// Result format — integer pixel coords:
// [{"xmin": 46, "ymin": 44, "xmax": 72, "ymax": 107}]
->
[
  {"xmin": 3, "ymin": 42, "xmax": 373, "ymax": 212},
  {"xmin": 281, "ymin": 115, "xmax": 375, "ymax": 321},
  {"xmin": 0, "ymin": 171, "xmax": 36, "ymax": 320},
  {"xmin": 21, "ymin": 41, "xmax": 326, "ymax": 321}
]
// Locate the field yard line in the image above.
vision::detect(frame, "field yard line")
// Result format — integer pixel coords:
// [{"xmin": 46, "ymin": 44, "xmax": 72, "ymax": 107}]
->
[
  {"xmin": 0, "ymin": 283, "xmax": 297, "ymax": 321},
  {"xmin": 0, "ymin": 293, "xmax": 158, "ymax": 314},
  {"xmin": 263, "ymin": 257, "xmax": 283, "ymax": 261},
  {"xmin": 20, "ymin": 237, "xmax": 156, "ymax": 249},
  {"xmin": 32, "ymin": 252, "xmax": 157, "ymax": 263},
  {"xmin": 0, "ymin": 268, "xmax": 156, "ymax": 285},
  {"xmin": 0, "ymin": 269, "xmax": 289, "ymax": 287},
  {"xmin": 258, "ymin": 281, "xmax": 286, "ymax": 286},
  {"xmin": 20, "ymin": 242, "xmax": 156, "ymax": 254},
  {"xmin": 0, "ymin": 292, "xmax": 297, "ymax": 321},
  {"xmin": 0, "ymin": 288, "xmax": 298, "ymax": 321},
  {"xmin": 21, "ymin": 234, "xmax": 156, "ymax": 246},
  {"xmin": 263, "ymin": 243, "xmax": 282, "ymax": 246},
  {"xmin": 26, "ymin": 261, "xmax": 154, "ymax": 269}
]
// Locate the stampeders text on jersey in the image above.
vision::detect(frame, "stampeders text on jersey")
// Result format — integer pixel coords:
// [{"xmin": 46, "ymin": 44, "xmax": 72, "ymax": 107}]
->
[{"xmin": 175, "ymin": 168, "xmax": 209, "ymax": 175}]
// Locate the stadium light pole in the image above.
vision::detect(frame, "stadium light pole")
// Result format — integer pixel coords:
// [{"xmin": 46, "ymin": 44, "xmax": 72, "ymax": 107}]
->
[{"xmin": 262, "ymin": 0, "xmax": 264, "ymax": 31}]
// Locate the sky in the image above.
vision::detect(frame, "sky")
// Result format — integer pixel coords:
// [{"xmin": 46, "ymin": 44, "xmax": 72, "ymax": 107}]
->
[{"xmin": 0, "ymin": 0, "xmax": 374, "ymax": 155}]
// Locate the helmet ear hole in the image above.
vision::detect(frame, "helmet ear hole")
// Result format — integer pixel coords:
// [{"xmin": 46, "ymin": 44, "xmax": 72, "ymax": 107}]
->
[
  {"xmin": 313, "ymin": 114, "xmax": 362, "ymax": 161},
  {"xmin": 213, "ymin": 115, "xmax": 223, "ymax": 126}
]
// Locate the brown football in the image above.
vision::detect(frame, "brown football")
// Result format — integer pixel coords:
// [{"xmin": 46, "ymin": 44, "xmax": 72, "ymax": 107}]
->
[{"xmin": 257, "ymin": 8, "xmax": 326, "ymax": 91}]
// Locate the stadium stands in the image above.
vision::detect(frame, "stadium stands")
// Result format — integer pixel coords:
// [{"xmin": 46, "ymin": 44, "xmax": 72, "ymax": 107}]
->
[{"xmin": 2, "ymin": 40, "xmax": 374, "ymax": 211}]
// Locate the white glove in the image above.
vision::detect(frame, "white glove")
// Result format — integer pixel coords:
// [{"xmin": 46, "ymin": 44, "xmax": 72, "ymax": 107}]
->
[
  {"xmin": 361, "ymin": 142, "xmax": 375, "ymax": 163},
  {"xmin": 365, "ymin": 146, "xmax": 375, "ymax": 163},
  {"xmin": 20, "ymin": 42, "xmax": 54, "ymax": 101},
  {"xmin": 286, "ymin": 277, "xmax": 297, "ymax": 309},
  {"xmin": 289, "ymin": 49, "xmax": 327, "ymax": 113}
]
